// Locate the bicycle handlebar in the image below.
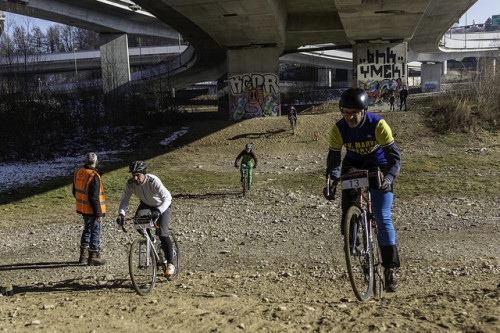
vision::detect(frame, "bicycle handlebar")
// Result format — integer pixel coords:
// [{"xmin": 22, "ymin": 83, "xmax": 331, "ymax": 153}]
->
[
  {"xmin": 121, "ymin": 216, "xmax": 158, "ymax": 233},
  {"xmin": 326, "ymin": 169, "xmax": 384, "ymax": 193}
]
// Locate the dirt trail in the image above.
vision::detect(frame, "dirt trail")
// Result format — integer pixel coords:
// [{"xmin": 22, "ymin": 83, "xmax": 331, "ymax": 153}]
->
[{"xmin": 1, "ymin": 107, "xmax": 499, "ymax": 332}]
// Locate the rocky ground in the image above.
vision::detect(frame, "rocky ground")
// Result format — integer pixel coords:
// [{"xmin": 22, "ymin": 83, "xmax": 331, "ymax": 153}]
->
[{"xmin": 1, "ymin": 104, "xmax": 499, "ymax": 332}]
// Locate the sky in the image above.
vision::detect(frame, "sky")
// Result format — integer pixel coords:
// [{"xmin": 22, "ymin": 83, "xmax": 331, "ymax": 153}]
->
[
  {"xmin": 2, "ymin": 0, "xmax": 499, "ymax": 32},
  {"xmin": 458, "ymin": 0, "xmax": 500, "ymax": 25}
]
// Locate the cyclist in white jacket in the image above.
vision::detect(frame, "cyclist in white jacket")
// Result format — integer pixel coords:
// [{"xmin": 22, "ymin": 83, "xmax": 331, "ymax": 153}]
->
[{"xmin": 116, "ymin": 161, "xmax": 175, "ymax": 277}]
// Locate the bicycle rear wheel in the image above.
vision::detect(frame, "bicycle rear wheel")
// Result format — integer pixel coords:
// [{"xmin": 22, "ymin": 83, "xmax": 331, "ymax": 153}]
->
[
  {"xmin": 372, "ymin": 222, "xmax": 385, "ymax": 300},
  {"xmin": 129, "ymin": 238, "xmax": 157, "ymax": 296},
  {"xmin": 344, "ymin": 206, "xmax": 374, "ymax": 301},
  {"xmin": 167, "ymin": 232, "xmax": 180, "ymax": 281}
]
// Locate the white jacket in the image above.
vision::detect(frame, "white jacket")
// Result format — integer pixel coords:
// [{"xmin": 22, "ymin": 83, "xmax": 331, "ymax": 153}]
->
[{"xmin": 118, "ymin": 174, "xmax": 172, "ymax": 216}]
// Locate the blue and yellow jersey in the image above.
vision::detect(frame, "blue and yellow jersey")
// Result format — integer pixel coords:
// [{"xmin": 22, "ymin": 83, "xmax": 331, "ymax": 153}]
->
[{"xmin": 327, "ymin": 112, "xmax": 400, "ymax": 180}]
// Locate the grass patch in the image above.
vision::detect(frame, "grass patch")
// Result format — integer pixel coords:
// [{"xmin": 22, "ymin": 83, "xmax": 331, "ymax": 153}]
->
[{"xmin": 438, "ymin": 134, "xmax": 468, "ymax": 146}]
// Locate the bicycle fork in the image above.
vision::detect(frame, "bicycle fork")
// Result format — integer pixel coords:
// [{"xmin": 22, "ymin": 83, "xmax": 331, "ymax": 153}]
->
[{"xmin": 351, "ymin": 211, "xmax": 371, "ymax": 256}]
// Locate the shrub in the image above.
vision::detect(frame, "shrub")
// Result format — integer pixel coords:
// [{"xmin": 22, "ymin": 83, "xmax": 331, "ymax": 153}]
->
[{"xmin": 428, "ymin": 59, "xmax": 500, "ymax": 133}]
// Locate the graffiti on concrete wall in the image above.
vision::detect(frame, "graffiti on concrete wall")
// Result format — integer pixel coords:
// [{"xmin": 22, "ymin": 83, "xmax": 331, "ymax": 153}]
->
[
  {"xmin": 228, "ymin": 73, "xmax": 280, "ymax": 120},
  {"xmin": 358, "ymin": 78, "xmax": 405, "ymax": 106},
  {"xmin": 356, "ymin": 43, "xmax": 407, "ymax": 108}
]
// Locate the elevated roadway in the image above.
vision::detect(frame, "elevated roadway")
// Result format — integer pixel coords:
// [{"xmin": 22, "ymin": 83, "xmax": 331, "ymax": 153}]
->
[
  {"xmin": 1, "ymin": 0, "xmax": 483, "ymax": 84},
  {"xmin": 0, "ymin": 0, "xmax": 178, "ymax": 40},
  {"xmin": 3, "ymin": 0, "xmax": 500, "ymax": 112}
]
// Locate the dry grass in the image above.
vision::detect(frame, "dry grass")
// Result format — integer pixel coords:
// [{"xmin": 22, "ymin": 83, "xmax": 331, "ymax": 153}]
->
[{"xmin": 428, "ymin": 61, "xmax": 500, "ymax": 133}]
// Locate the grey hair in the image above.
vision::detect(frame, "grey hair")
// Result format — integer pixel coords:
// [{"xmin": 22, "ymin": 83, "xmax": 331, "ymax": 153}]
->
[{"xmin": 85, "ymin": 152, "xmax": 98, "ymax": 165}]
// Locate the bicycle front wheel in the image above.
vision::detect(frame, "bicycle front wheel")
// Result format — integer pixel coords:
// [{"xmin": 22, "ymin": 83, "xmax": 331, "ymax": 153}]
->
[
  {"xmin": 344, "ymin": 206, "xmax": 374, "ymax": 301},
  {"xmin": 242, "ymin": 171, "xmax": 247, "ymax": 196},
  {"xmin": 129, "ymin": 238, "xmax": 157, "ymax": 296}
]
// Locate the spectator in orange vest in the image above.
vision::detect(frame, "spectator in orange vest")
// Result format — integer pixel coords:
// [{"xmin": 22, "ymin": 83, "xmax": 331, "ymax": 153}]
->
[{"xmin": 73, "ymin": 152, "xmax": 107, "ymax": 266}]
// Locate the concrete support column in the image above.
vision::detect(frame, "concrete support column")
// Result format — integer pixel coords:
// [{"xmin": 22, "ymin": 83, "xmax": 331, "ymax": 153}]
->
[
  {"xmin": 99, "ymin": 33, "xmax": 131, "ymax": 95},
  {"xmin": 353, "ymin": 42, "xmax": 408, "ymax": 111},
  {"xmin": 227, "ymin": 47, "xmax": 281, "ymax": 120},
  {"xmin": 442, "ymin": 60, "xmax": 447, "ymax": 75},
  {"xmin": 421, "ymin": 63, "xmax": 441, "ymax": 92},
  {"xmin": 317, "ymin": 68, "xmax": 331, "ymax": 87},
  {"xmin": 217, "ymin": 78, "xmax": 229, "ymax": 114}
]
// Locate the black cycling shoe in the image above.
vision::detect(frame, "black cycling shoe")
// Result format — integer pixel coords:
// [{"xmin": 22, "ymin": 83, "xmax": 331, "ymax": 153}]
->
[{"xmin": 384, "ymin": 268, "xmax": 399, "ymax": 292}]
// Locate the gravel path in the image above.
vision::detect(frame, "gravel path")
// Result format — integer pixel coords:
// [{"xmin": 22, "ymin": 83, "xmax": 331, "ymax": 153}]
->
[{"xmin": 1, "ymin": 108, "xmax": 499, "ymax": 332}]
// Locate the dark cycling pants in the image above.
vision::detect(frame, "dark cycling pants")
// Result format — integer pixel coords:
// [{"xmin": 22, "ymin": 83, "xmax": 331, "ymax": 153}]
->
[{"xmin": 136, "ymin": 202, "xmax": 174, "ymax": 263}]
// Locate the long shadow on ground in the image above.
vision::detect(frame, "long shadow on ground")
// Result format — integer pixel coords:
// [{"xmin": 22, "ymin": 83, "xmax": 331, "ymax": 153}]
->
[{"xmin": 0, "ymin": 111, "xmax": 269, "ymax": 205}]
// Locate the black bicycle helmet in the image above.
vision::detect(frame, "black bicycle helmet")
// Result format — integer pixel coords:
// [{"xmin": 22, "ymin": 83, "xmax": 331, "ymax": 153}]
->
[
  {"xmin": 129, "ymin": 160, "xmax": 147, "ymax": 174},
  {"xmin": 339, "ymin": 88, "xmax": 369, "ymax": 111}
]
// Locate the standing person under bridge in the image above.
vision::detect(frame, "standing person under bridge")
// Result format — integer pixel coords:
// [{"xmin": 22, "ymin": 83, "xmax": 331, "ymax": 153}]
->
[{"xmin": 399, "ymin": 86, "xmax": 408, "ymax": 111}]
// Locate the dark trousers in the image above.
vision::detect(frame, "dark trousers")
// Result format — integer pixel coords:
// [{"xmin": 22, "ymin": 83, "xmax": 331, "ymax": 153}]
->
[{"xmin": 135, "ymin": 202, "xmax": 174, "ymax": 263}]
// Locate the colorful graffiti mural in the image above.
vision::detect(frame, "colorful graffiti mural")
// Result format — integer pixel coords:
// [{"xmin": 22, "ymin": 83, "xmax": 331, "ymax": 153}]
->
[
  {"xmin": 356, "ymin": 43, "xmax": 407, "ymax": 109},
  {"xmin": 228, "ymin": 73, "xmax": 280, "ymax": 120},
  {"xmin": 358, "ymin": 78, "xmax": 405, "ymax": 106}
]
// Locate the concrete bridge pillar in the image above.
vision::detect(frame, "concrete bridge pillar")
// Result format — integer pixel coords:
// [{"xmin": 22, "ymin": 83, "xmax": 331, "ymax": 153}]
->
[
  {"xmin": 353, "ymin": 42, "xmax": 408, "ymax": 111},
  {"xmin": 99, "ymin": 33, "xmax": 131, "ymax": 95},
  {"xmin": 317, "ymin": 68, "xmax": 331, "ymax": 87},
  {"xmin": 421, "ymin": 62, "xmax": 441, "ymax": 92},
  {"xmin": 227, "ymin": 47, "xmax": 281, "ymax": 120}
]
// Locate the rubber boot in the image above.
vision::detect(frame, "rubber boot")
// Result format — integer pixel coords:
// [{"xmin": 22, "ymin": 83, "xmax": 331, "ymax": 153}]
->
[
  {"xmin": 79, "ymin": 246, "xmax": 89, "ymax": 264},
  {"xmin": 88, "ymin": 250, "xmax": 106, "ymax": 266}
]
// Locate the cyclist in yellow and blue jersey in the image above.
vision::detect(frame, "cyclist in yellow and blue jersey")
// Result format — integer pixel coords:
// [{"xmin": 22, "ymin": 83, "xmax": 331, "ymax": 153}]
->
[
  {"xmin": 324, "ymin": 87, "xmax": 401, "ymax": 292},
  {"xmin": 234, "ymin": 143, "xmax": 258, "ymax": 190}
]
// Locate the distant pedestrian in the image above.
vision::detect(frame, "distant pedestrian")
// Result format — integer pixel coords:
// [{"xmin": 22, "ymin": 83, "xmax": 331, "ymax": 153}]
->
[
  {"xmin": 399, "ymin": 86, "xmax": 408, "ymax": 111},
  {"xmin": 73, "ymin": 152, "xmax": 107, "ymax": 265},
  {"xmin": 389, "ymin": 91, "xmax": 395, "ymax": 111}
]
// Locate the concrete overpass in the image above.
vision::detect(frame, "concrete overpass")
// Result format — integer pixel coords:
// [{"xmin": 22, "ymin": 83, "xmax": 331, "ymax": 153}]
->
[
  {"xmin": 0, "ymin": 45, "xmax": 188, "ymax": 74},
  {"xmin": 0, "ymin": 0, "xmax": 178, "ymax": 40},
  {"xmin": 1, "ymin": 0, "xmax": 494, "ymax": 115},
  {"xmin": 129, "ymin": 0, "xmax": 486, "ymax": 116}
]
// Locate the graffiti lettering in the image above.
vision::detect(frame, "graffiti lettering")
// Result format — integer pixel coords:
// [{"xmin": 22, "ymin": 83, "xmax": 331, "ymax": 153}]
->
[
  {"xmin": 359, "ymin": 64, "xmax": 406, "ymax": 79},
  {"xmin": 228, "ymin": 73, "xmax": 279, "ymax": 95},
  {"xmin": 361, "ymin": 48, "xmax": 401, "ymax": 65}
]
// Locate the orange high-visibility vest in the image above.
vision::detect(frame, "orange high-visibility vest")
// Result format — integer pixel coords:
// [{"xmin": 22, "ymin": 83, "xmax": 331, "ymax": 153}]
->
[{"xmin": 74, "ymin": 168, "xmax": 106, "ymax": 215}]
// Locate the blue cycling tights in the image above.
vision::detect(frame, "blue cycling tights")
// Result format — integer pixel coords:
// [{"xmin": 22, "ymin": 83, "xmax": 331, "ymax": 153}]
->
[{"xmin": 370, "ymin": 190, "xmax": 396, "ymax": 246}]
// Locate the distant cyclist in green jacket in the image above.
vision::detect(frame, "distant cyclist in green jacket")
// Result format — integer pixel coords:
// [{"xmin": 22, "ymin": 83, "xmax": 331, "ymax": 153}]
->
[{"xmin": 234, "ymin": 143, "xmax": 258, "ymax": 190}]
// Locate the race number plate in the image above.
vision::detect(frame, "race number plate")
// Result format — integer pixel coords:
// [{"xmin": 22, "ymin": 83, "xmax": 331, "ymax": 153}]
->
[{"xmin": 341, "ymin": 170, "xmax": 370, "ymax": 190}]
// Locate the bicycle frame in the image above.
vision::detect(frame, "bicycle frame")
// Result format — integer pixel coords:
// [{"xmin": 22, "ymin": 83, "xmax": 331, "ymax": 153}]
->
[
  {"xmin": 137, "ymin": 226, "xmax": 161, "ymax": 267},
  {"xmin": 126, "ymin": 217, "xmax": 162, "ymax": 266},
  {"xmin": 354, "ymin": 188, "xmax": 373, "ymax": 256}
]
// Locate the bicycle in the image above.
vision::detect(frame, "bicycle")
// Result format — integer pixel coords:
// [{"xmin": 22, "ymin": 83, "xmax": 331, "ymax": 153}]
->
[
  {"xmin": 122, "ymin": 216, "xmax": 180, "ymax": 296},
  {"xmin": 329, "ymin": 169, "xmax": 385, "ymax": 301},
  {"xmin": 241, "ymin": 165, "xmax": 251, "ymax": 196}
]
